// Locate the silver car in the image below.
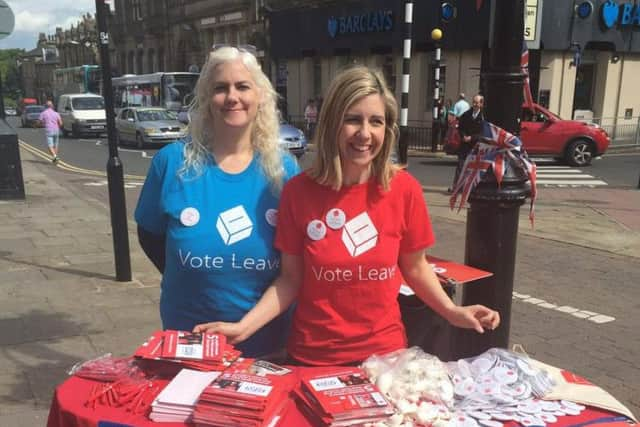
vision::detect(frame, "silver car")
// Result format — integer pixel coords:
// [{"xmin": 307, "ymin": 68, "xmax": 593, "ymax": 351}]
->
[
  {"xmin": 116, "ymin": 107, "xmax": 187, "ymax": 148},
  {"xmin": 279, "ymin": 121, "xmax": 307, "ymax": 157}
]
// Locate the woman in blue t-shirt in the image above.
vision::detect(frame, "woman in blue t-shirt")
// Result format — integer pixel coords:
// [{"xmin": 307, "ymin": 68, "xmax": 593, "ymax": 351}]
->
[{"xmin": 135, "ymin": 46, "xmax": 300, "ymax": 358}]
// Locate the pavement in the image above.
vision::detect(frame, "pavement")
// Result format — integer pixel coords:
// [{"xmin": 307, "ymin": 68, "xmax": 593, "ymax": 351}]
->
[{"xmin": 1, "ymin": 147, "xmax": 639, "ymax": 425}]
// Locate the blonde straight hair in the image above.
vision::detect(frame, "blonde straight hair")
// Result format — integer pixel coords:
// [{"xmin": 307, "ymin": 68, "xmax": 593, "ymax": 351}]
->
[
  {"xmin": 181, "ymin": 47, "xmax": 284, "ymax": 192},
  {"xmin": 308, "ymin": 66, "xmax": 400, "ymax": 191}
]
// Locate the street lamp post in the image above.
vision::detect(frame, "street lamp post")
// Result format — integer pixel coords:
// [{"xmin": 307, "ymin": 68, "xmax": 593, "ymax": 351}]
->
[
  {"xmin": 431, "ymin": 28, "xmax": 443, "ymax": 153},
  {"xmin": 95, "ymin": 0, "xmax": 131, "ymax": 282},
  {"xmin": 454, "ymin": 0, "xmax": 531, "ymax": 358}
]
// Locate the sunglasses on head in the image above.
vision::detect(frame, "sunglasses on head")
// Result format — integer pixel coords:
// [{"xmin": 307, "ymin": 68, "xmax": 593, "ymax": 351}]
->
[{"xmin": 211, "ymin": 44, "xmax": 258, "ymax": 57}]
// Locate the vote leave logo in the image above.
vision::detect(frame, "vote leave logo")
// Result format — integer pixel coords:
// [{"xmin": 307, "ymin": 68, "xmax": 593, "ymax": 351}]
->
[
  {"xmin": 216, "ymin": 205, "xmax": 253, "ymax": 246},
  {"xmin": 327, "ymin": 17, "xmax": 338, "ymax": 38},
  {"xmin": 601, "ymin": 0, "xmax": 619, "ymax": 28},
  {"xmin": 341, "ymin": 212, "xmax": 378, "ymax": 257}
]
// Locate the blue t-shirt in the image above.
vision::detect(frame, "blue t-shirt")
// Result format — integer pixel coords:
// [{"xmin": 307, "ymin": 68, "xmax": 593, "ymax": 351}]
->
[{"xmin": 135, "ymin": 141, "xmax": 301, "ymax": 357}]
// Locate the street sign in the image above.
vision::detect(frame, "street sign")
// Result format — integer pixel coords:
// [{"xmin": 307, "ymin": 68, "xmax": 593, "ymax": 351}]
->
[
  {"xmin": 524, "ymin": 0, "xmax": 543, "ymax": 49},
  {"xmin": 0, "ymin": 0, "xmax": 15, "ymax": 41}
]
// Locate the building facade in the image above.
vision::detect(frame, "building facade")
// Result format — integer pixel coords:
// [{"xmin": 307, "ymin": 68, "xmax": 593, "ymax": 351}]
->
[
  {"xmin": 17, "ymin": 34, "xmax": 59, "ymax": 102},
  {"xmin": 110, "ymin": 0, "xmax": 265, "ymax": 75},
  {"xmin": 55, "ymin": 14, "xmax": 100, "ymax": 69},
  {"xmin": 271, "ymin": 0, "xmax": 640, "ymax": 132}
]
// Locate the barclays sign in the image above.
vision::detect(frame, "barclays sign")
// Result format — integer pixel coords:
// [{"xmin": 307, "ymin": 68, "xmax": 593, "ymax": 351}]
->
[
  {"xmin": 327, "ymin": 10, "xmax": 393, "ymax": 38},
  {"xmin": 600, "ymin": 0, "xmax": 640, "ymax": 29}
]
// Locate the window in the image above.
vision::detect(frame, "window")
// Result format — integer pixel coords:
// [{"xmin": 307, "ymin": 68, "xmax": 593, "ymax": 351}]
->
[
  {"xmin": 313, "ymin": 57, "xmax": 321, "ymax": 98},
  {"xmin": 426, "ymin": 64, "xmax": 446, "ymax": 111},
  {"xmin": 132, "ymin": 0, "xmax": 143, "ymax": 21},
  {"xmin": 382, "ymin": 56, "xmax": 395, "ymax": 92}
]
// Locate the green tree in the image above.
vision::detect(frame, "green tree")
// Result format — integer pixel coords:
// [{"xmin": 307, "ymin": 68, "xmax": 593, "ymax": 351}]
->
[{"xmin": 0, "ymin": 49, "xmax": 26, "ymax": 107}]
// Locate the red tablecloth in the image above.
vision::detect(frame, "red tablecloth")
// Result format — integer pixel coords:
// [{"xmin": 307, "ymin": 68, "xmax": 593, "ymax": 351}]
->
[
  {"xmin": 47, "ymin": 368, "xmax": 632, "ymax": 427},
  {"xmin": 47, "ymin": 367, "xmax": 339, "ymax": 427}
]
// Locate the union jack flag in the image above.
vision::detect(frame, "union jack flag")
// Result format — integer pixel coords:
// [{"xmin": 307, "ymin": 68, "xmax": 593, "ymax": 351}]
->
[
  {"xmin": 450, "ymin": 120, "xmax": 538, "ymax": 225},
  {"xmin": 450, "ymin": 147, "xmax": 494, "ymax": 212},
  {"xmin": 522, "ymin": 41, "xmax": 535, "ymax": 112}
]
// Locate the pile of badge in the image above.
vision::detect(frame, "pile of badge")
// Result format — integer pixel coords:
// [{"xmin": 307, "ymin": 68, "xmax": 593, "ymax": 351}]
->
[{"xmin": 446, "ymin": 348, "xmax": 585, "ymax": 427}]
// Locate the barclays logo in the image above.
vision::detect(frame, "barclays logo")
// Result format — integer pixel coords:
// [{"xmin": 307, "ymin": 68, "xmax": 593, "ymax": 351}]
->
[
  {"xmin": 327, "ymin": 10, "xmax": 393, "ymax": 38},
  {"xmin": 600, "ymin": 0, "xmax": 640, "ymax": 29}
]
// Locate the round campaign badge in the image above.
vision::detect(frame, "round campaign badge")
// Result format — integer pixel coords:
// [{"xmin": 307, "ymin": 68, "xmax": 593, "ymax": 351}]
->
[
  {"xmin": 180, "ymin": 207, "xmax": 200, "ymax": 227},
  {"xmin": 307, "ymin": 220, "xmax": 327, "ymax": 241},
  {"xmin": 265, "ymin": 208, "xmax": 278, "ymax": 227},
  {"xmin": 429, "ymin": 263, "xmax": 447, "ymax": 274},
  {"xmin": 325, "ymin": 208, "xmax": 346, "ymax": 230}
]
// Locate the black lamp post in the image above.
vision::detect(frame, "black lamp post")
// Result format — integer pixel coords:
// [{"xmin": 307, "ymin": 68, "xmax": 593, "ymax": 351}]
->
[
  {"xmin": 95, "ymin": 0, "xmax": 131, "ymax": 282},
  {"xmin": 454, "ymin": 0, "xmax": 531, "ymax": 358}
]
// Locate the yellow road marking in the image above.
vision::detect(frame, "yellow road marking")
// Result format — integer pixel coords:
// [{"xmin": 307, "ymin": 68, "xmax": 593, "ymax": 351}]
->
[{"xmin": 19, "ymin": 140, "xmax": 146, "ymax": 180}]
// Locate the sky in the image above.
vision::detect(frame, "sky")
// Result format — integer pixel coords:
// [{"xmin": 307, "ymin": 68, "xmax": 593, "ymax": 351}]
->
[{"xmin": 0, "ymin": 0, "xmax": 97, "ymax": 51}]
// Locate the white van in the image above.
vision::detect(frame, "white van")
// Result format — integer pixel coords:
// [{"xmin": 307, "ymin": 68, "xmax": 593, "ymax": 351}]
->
[{"xmin": 57, "ymin": 93, "xmax": 107, "ymax": 138}]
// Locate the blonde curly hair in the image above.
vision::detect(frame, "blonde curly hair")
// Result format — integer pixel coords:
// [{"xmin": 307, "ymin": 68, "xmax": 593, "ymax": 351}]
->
[{"xmin": 181, "ymin": 47, "xmax": 284, "ymax": 192}]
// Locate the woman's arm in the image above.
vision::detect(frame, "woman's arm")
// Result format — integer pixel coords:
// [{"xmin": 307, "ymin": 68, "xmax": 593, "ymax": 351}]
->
[
  {"xmin": 399, "ymin": 249, "xmax": 500, "ymax": 333},
  {"xmin": 193, "ymin": 253, "xmax": 303, "ymax": 344},
  {"xmin": 137, "ymin": 225, "xmax": 166, "ymax": 273}
]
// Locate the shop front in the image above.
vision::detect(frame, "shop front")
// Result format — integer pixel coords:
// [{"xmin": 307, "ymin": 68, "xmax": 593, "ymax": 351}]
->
[
  {"xmin": 538, "ymin": 0, "xmax": 640, "ymax": 139},
  {"xmin": 269, "ymin": 0, "xmax": 490, "ymax": 124}
]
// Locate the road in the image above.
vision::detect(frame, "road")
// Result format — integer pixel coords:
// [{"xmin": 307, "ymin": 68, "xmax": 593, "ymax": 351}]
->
[{"xmin": 8, "ymin": 118, "xmax": 640, "ymax": 415}]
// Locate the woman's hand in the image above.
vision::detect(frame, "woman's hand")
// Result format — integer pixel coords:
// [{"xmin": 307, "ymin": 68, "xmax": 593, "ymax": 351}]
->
[
  {"xmin": 193, "ymin": 321, "xmax": 249, "ymax": 345},
  {"xmin": 446, "ymin": 305, "xmax": 500, "ymax": 334}
]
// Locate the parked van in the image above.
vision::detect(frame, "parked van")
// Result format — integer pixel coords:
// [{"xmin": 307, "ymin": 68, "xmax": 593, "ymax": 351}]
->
[{"xmin": 57, "ymin": 93, "xmax": 107, "ymax": 137}]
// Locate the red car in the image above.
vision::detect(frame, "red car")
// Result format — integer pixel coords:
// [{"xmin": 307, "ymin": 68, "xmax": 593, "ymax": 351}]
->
[{"xmin": 445, "ymin": 103, "xmax": 611, "ymax": 167}]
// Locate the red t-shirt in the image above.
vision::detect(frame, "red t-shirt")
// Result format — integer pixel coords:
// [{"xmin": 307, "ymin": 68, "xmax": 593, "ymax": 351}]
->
[{"xmin": 275, "ymin": 170, "xmax": 435, "ymax": 366}]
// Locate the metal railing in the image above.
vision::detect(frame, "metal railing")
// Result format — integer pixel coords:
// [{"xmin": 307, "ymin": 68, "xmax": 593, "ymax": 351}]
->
[
  {"xmin": 591, "ymin": 116, "xmax": 640, "ymax": 148},
  {"xmin": 287, "ymin": 113, "xmax": 640, "ymax": 151}
]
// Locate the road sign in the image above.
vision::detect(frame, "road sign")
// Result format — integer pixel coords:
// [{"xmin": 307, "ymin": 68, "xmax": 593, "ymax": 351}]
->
[
  {"xmin": 0, "ymin": 0, "xmax": 15, "ymax": 41},
  {"xmin": 524, "ymin": 0, "xmax": 543, "ymax": 49}
]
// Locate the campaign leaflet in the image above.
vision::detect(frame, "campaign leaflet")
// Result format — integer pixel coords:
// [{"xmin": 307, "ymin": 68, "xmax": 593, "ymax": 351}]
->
[
  {"xmin": 193, "ymin": 360, "xmax": 297, "ymax": 427},
  {"xmin": 132, "ymin": 330, "xmax": 240, "ymax": 372},
  {"xmin": 295, "ymin": 388, "xmax": 395, "ymax": 427},
  {"xmin": 299, "ymin": 368, "xmax": 395, "ymax": 422},
  {"xmin": 162, "ymin": 330, "xmax": 226, "ymax": 361}
]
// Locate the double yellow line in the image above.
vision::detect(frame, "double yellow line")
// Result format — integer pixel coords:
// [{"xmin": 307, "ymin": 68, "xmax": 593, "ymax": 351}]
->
[{"xmin": 19, "ymin": 140, "xmax": 146, "ymax": 181}]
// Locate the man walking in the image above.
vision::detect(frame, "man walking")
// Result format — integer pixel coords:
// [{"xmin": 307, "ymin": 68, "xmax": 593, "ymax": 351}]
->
[
  {"xmin": 450, "ymin": 94, "xmax": 484, "ymax": 190},
  {"xmin": 39, "ymin": 100, "xmax": 63, "ymax": 163}
]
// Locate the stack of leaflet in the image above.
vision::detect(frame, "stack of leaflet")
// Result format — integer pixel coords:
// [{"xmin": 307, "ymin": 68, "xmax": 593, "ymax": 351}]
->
[
  {"xmin": 295, "ymin": 368, "xmax": 395, "ymax": 426},
  {"xmin": 134, "ymin": 330, "xmax": 241, "ymax": 372},
  {"xmin": 149, "ymin": 368, "xmax": 221, "ymax": 422},
  {"xmin": 192, "ymin": 359, "xmax": 297, "ymax": 427}
]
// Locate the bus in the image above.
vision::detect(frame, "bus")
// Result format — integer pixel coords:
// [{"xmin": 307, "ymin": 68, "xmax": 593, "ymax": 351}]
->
[
  {"xmin": 53, "ymin": 65, "xmax": 101, "ymax": 102},
  {"xmin": 111, "ymin": 72, "xmax": 199, "ymax": 112}
]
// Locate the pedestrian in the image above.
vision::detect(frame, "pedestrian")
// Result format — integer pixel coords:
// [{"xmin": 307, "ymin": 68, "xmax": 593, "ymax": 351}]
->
[
  {"xmin": 451, "ymin": 94, "xmax": 485, "ymax": 191},
  {"xmin": 134, "ymin": 46, "xmax": 301, "ymax": 359},
  {"xmin": 194, "ymin": 66, "xmax": 500, "ymax": 366},
  {"xmin": 451, "ymin": 92, "xmax": 471, "ymax": 119},
  {"xmin": 304, "ymin": 98, "xmax": 318, "ymax": 138},
  {"xmin": 432, "ymin": 98, "xmax": 448, "ymax": 151},
  {"xmin": 38, "ymin": 100, "xmax": 63, "ymax": 163}
]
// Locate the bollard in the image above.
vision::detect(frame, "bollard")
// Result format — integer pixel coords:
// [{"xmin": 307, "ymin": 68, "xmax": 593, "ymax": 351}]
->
[
  {"xmin": 453, "ymin": 159, "xmax": 530, "ymax": 359},
  {"xmin": 452, "ymin": 0, "xmax": 530, "ymax": 358},
  {"xmin": 0, "ymin": 121, "xmax": 25, "ymax": 200}
]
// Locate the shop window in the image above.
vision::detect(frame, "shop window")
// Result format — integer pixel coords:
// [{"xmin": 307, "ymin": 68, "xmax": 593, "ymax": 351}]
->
[
  {"xmin": 132, "ymin": 0, "xmax": 143, "ymax": 21},
  {"xmin": 426, "ymin": 64, "xmax": 446, "ymax": 111},
  {"xmin": 382, "ymin": 56, "xmax": 395, "ymax": 92}
]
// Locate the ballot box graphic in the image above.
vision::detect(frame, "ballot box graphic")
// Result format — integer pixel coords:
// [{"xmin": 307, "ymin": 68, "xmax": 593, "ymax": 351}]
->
[
  {"xmin": 216, "ymin": 205, "xmax": 253, "ymax": 245},
  {"xmin": 342, "ymin": 212, "xmax": 378, "ymax": 257}
]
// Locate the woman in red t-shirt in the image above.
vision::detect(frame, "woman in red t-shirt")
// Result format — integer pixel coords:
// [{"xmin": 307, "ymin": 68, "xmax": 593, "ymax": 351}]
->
[{"xmin": 194, "ymin": 66, "xmax": 500, "ymax": 366}]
